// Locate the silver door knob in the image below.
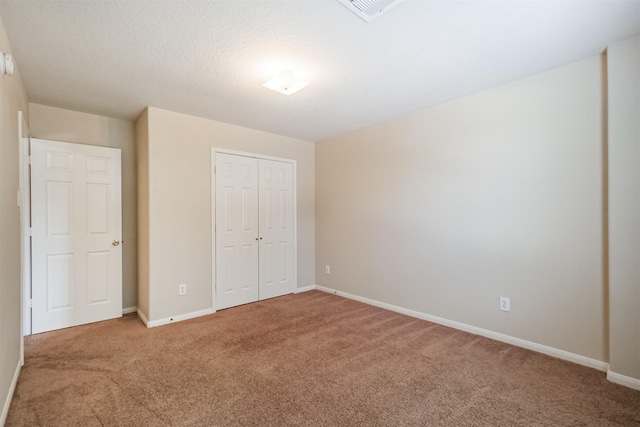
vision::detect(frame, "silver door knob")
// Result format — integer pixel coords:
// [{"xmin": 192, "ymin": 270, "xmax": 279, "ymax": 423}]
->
[{"xmin": 112, "ymin": 240, "xmax": 120, "ymax": 246}]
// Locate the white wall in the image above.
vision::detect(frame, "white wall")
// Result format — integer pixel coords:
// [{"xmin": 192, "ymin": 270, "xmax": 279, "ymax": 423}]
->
[
  {"xmin": 607, "ymin": 35, "xmax": 640, "ymax": 382},
  {"xmin": 29, "ymin": 103, "xmax": 138, "ymax": 310},
  {"xmin": 0, "ymin": 14, "xmax": 29, "ymax": 425},
  {"xmin": 316, "ymin": 56, "xmax": 607, "ymax": 362},
  {"xmin": 137, "ymin": 107, "xmax": 315, "ymax": 322}
]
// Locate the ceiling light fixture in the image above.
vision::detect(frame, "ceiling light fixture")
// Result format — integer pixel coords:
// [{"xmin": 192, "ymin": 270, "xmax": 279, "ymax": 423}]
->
[{"xmin": 262, "ymin": 70, "xmax": 309, "ymax": 95}]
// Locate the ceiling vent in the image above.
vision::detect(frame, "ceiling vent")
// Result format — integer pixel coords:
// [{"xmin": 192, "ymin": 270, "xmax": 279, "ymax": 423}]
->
[{"xmin": 337, "ymin": 0, "xmax": 406, "ymax": 22}]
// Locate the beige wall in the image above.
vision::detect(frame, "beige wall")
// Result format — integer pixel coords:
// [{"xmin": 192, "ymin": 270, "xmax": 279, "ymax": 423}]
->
[
  {"xmin": 607, "ymin": 35, "xmax": 640, "ymax": 380},
  {"xmin": 135, "ymin": 109, "xmax": 150, "ymax": 319},
  {"xmin": 29, "ymin": 103, "xmax": 138, "ymax": 309},
  {"xmin": 316, "ymin": 56, "xmax": 607, "ymax": 362},
  {"xmin": 0, "ymin": 15, "xmax": 29, "ymax": 423},
  {"xmin": 139, "ymin": 107, "xmax": 315, "ymax": 322}
]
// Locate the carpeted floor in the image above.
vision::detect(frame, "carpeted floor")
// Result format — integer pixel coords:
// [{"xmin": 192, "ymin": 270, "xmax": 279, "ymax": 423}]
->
[{"xmin": 6, "ymin": 290, "xmax": 640, "ymax": 426}]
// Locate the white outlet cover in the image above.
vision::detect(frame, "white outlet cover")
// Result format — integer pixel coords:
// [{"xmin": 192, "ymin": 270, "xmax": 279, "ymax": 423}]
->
[{"xmin": 499, "ymin": 297, "xmax": 510, "ymax": 312}]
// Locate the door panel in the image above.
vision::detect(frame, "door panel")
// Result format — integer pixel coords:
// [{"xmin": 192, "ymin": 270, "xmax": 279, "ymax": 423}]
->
[
  {"xmin": 46, "ymin": 181, "xmax": 73, "ymax": 236},
  {"xmin": 258, "ymin": 159, "xmax": 295, "ymax": 300},
  {"xmin": 87, "ymin": 251, "xmax": 110, "ymax": 304},
  {"xmin": 86, "ymin": 184, "xmax": 109, "ymax": 234},
  {"xmin": 215, "ymin": 153, "xmax": 259, "ymax": 310},
  {"xmin": 47, "ymin": 253, "xmax": 73, "ymax": 310},
  {"xmin": 31, "ymin": 138, "xmax": 122, "ymax": 334}
]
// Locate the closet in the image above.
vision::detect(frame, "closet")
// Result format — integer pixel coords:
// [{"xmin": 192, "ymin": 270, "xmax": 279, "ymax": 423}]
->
[{"xmin": 213, "ymin": 152, "xmax": 296, "ymax": 310}]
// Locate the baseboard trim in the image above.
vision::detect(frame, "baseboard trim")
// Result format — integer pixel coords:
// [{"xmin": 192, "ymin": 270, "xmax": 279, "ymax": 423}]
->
[
  {"xmin": 294, "ymin": 285, "xmax": 317, "ymax": 293},
  {"xmin": 315, "ymin": 285, "xmax": 609, "ymax": 373},
  {"xmin": 607, "ymin": 370, "xmax": 640, "ymax": 391},
  {"xmin": 145, "ymin": 308, "xmax": 216, "ymax": 328},
  {"xmin": 1, "ymin": 358, "xmax": 22, "ymax": 426},
  {"xmin": 136, "ymin": 308, "xmax": 150, "ymax": 327},
  {"xmin": 122, "ymin": 306, "xmax": 137, "ymax": 315}
]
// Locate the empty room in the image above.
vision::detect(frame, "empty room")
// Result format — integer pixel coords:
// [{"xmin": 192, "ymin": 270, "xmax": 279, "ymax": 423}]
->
[{"xmin": 0, "ymin": 0, "xmax": 639, "ymax": 425}]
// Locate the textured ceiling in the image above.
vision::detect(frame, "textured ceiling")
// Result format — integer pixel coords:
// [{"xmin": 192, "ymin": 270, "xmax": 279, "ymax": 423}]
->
[{"xmin": 0, "ymin": 0, "xmax": 639, "ymax": 142}]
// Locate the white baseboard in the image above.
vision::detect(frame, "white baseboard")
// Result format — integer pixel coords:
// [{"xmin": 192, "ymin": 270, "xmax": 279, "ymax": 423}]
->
[
  {"xmin": 136, "ymin": 308, "xmax": 150, "ymax": 327},
  {"xmin": 128, "ymin": 285, "xmax": 639, "ymax": 390},
  {"xmin": 122, "ymin": 306, "xmax": 137, "ymax": 315},
  {"xmin": 607, "ymin": 370, "xmax": 640, "ymax": 391},
  {"xmin": 144, "ymin": 308, "xmax": 216, "ymax": 328},
  {"xmin": 1, "ymin": 358, "xmax": 22, "ymax": 426},
  {"xmin": 315, "ymin": 285, "xmax": 609, "ymax": 373}
]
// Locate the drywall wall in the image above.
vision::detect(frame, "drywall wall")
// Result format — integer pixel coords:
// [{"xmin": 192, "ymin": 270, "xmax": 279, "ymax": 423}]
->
[
  {"xmin": 138, "ymin": 107, "xmax": 315, "ymax": 322},
  {"xmin": 29, "ymin": 103, "xmax": 138, "ymax": 310},
  {"xmin": 316, "ymin": 56, "xmax": 606, "ymax": 362},
  {"xmin": 0, "ymin": 15, "xmax": 29, "ymax": 424},
  {"xmin": 135, "ymin": 108, "xmax": 150, "ymax": 320},
  {"xmin": 608, "ymin": 35, "xmax": 640, "ymax": 381}
]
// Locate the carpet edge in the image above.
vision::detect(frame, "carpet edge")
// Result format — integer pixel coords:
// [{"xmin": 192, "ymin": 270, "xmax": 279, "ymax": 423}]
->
[
  {"xmin": 123, "ymin": 306, "xmax": 137, "ymax": 315},
  {"xmin": 294, "ymin": 285, "xmax": 318, "ymax": 293},
  {"xmin": 314, "ymin": 285, "xmax": 610, "ymax": 373},
  {"xmin": 146, "ymin": 308, "xmax": 216, "ymax": 328},
  {"xmin": 1, "ymin": 355, "xmax": 21, "ymax": 426},
  {"xmin": 137, "ymin": 308, "xmax": 150, "ymax": 327}
]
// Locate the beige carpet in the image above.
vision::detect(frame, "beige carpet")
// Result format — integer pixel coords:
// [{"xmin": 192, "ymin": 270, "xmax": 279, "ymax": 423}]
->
[{"xmin": 6, "ymin": 290, "xmax": 640, "ymax": 426}]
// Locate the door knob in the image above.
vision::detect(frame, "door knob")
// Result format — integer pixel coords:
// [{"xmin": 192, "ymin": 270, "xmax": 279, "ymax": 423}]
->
[{"xmin": 112, "ymin": 240, "xmax": 120, "ymax": 246}]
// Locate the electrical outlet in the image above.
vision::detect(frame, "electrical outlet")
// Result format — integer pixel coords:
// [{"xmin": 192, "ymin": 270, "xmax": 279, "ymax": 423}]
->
[
  {"xmin": 325, "ymin": 265, "xmax": 331, "ymax": 274},
  {"xmin": 179, "ymin": 283, "xmax": 187, "ymax": 296},
  {"xmin": 499, "ymin": 297, "xmax": 510, "ymax": 312}
]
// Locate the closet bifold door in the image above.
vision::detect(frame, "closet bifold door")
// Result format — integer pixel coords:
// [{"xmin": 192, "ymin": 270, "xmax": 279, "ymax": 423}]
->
[
  {"xmin": 215, "ymin": 153, "xmax": 259, "ymax": 310},
  {"xmin": 258, "ymin": 159, "xmax": 295, "ymax": 300}
]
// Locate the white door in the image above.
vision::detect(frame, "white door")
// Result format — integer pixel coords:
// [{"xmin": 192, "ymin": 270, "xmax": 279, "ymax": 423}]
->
[
  {"xmin": 215, "ymin": 153, "xmax": 260, "ymax": 310},
  {"xmin": 214, "ymin": 152, "xmax": 296, "ymax": 310},
  {"xmin": 258, "ymin": 159, "xmax": 295, "ymax": 300},
  {"xmin": 31, "ymin": 139, "xmax": 122, "ymax": 334}
]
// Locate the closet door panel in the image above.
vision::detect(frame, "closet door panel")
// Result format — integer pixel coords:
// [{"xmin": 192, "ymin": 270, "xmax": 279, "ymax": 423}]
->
[
  {"xmin": 215, "ymin": 153, "xmax": 259, "ymax": 310},
  {"xmin": 259, "ymin": 159, "xmax": 295, "ymax": 300}
]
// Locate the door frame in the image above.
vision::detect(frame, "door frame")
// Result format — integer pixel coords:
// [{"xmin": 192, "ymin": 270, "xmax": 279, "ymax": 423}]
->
[
  {"xmin": 18, "ymin": 111, "xmax": 30, "ymax": 350},
  {"xmin": 210, "ymin": 148, "xmax": 297, "ymax": 311}
]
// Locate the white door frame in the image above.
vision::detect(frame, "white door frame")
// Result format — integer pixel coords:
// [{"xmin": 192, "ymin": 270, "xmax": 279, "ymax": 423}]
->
[
  {"xmin": 210, "ymin": 148, "xmax": 297, "ymax": 311},
  {"xmin": 18, "ymin": 111, "xmax": 31, "ymax": 345}
]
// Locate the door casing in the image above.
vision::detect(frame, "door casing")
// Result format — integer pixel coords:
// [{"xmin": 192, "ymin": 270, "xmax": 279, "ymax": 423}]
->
[{"xmin": 18, "ymin": 112, "xmax": 30, "ymax": 346}]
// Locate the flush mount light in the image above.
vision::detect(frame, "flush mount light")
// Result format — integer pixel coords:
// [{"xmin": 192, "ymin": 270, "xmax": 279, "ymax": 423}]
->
[{"xmin": 262, "ymin": 70, "xmax": 309, "ymax": 95}]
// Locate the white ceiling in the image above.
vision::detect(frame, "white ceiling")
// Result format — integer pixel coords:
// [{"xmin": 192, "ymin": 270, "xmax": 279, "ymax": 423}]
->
[{"xmin": 0, "ymin": 0, "xmax": 639, "ymax": 142}]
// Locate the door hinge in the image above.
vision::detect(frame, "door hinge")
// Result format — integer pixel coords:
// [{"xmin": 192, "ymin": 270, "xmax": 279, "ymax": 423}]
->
[
  {"xmin": 28, "ymin": 299, "xmax": 32, "ymax": 308},
  {"xmin": 27, "ymin": 155, "xmax": 32, "ymax": 165},
  {"xmin": 27, "ymin": 227, "xmax": 32, "ymax": 236}
]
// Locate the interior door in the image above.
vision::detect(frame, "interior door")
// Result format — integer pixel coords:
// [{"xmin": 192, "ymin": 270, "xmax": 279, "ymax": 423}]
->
[
  {"xmin": 31, "ymin": 139, "xmax": 122, "ymax": 334},
  {"xmin": 258, "ymin": 159, "xmax": 295, "ymax": 300},
  {"xmin": 215, "ymin": 153, "xmax": 259, "ymax": 310}
]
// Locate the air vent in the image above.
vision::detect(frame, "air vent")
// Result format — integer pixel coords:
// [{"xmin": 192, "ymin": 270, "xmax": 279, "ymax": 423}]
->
[{"xmin": 337, "ymin": 0, "xmax": 406, "ymax": 22}]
